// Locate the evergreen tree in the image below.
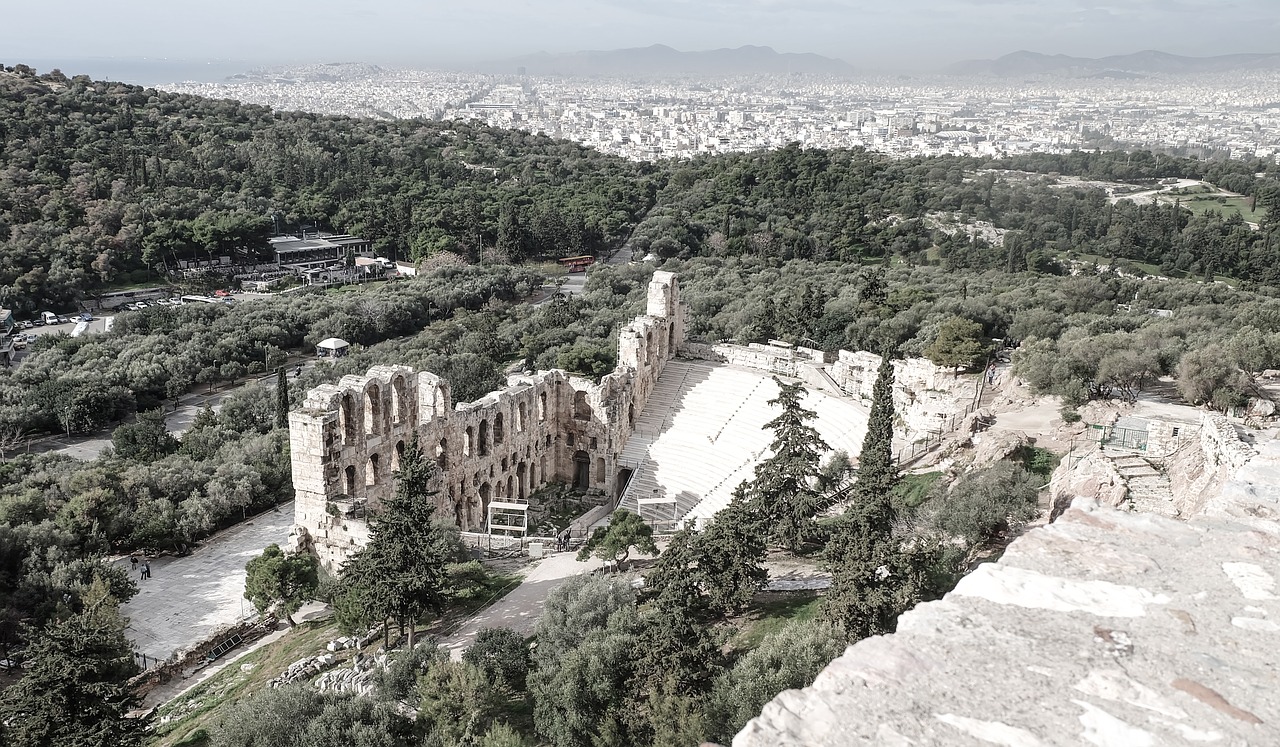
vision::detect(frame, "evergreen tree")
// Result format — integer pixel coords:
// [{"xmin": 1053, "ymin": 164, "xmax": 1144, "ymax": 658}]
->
[
  {"xmin": 341, "ymin": 433, "xmax": 448, "ymax": 648},
  {"xmin": 749, "ymin": 378, "xmax": 829, "ymax": 551},
  {"xmin": 244, "ymin": 543, "xmax": 319, "ymax": 626},
  {"xmin": 848, "ymin": 355, "xmax": 897, "ymax": 535},
  {"xmin": 576, "ymin": 509, "xmax": 657, "ymax": 569},
  {"xmin": 822, "ymin": 353, "xmax": 908, "ymax": 639},
  {"xmin": 0, "ymin": 578, "xmax": 147, "ymax": 747},
  {"xmin": 275, "ymin": 366, "xmax": 290, "ymax": 430}
]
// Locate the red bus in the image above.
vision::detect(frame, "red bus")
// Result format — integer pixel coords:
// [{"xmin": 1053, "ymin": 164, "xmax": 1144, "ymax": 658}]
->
[{"xmin": 557, "ymin": 255, "xmax": 595, "ymax": 273}]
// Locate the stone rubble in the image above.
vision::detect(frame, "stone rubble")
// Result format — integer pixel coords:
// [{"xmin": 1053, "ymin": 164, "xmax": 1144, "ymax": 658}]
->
[{"xmin": 268, "ymin": 653, "xmax": 337, "ymax": 688}]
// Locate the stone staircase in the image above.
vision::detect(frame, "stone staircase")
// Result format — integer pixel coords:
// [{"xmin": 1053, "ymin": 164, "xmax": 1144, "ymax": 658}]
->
[{"xmin": 1106, "ymin": 449, "xmax": 1177, "ymax": 516}]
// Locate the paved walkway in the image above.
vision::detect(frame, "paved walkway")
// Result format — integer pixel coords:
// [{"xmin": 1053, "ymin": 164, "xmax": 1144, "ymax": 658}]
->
[
  {"xmin": 119, "ymin": 503, "xmax": 296, "ymax": 664},
  {"xmin": 441, "ymin": 550, "xmax": 604, "ymax": 660}
]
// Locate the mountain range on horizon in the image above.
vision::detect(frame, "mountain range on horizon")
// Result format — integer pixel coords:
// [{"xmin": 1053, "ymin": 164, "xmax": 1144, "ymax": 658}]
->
[
  {"xmin": 947, "ymin": 49, "xmax": 1280, "ymax": 77},
  {"xmin": 474, "ymin": 44, "xmax": 855, "ymax": 77}
]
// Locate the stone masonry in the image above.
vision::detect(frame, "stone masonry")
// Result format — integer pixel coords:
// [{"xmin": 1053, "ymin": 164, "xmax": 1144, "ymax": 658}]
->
[
  {"xmin": 289, "ymin": 271, "xmax": 686, "ymax": 570},
  {"xmin": 737, "ymin": 420, "xmax": 1280, "ymax": 746}
]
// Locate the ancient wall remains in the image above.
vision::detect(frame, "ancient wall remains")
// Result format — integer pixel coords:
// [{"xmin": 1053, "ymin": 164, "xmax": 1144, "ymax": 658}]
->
[
  {"xmin": 289, "ymin": 271, "xmax": 686, "ymax": 570},
  {"xmin": 829, "ymin": 350, "xmax": 979, "ymax": 440}
]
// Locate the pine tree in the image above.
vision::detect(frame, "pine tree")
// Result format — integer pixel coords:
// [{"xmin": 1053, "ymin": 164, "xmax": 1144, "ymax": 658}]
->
[
  {"xmin": 275, "ymin": 366, "xmax": 290, "ymax": 430},
  {"xmin": 341, "ymin": 433, "xmax": 448, "ymax": 648},
  {"xmin": 749, "ymin": 378, "xmax": 829, "ymax": 551},
  {"xmin": 0, "ymin": 578, "xmax": 147, "ymax": 747}
]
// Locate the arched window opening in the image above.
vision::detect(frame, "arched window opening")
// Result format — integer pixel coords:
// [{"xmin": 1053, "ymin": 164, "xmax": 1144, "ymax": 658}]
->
[
  {"xmin": 566, "ymin": 433, "xmax": 575, "ymax": 447},
  {"xmin": 365, "ymin": 383, "xmax": 382, "ymax": 436},
  {"xmin": 668, "ymin": 323, "xmax": 676, "ymax": 354},
  {"xmin": 437, "ymin": 439, "xmax": 448, "ymax": 469},
  {"xmin": 573, "ymin": 450, "xmax": 590, "ymax": 490},
  {"xmin": 517, "ymin": 402, "xmax": 526, "ymax": 432},
  {"xmin": 494, "ymin": 412, "xmax": 505, "ymax": 445},
  {"xmin": 392, "ymin": 440, "xmax": 405, "ymax": 471},
  {"xmin": 478, "ymin": 420, "xmax": 490, "ymax": 456},
  {"xmin": 366, "ymin": 454, "xmax": 380, "ymax": 486},
  {"xmin": 506, "ymin": 476, "xmax": 514, "ymax": 502},
  {"xmin": 573, "ymin": 390, "xmax": 591, "ymax": 421},
  {"xmin": 464, "ymin": 427, "xmax": 473, "ymax": 456},
  {"xmin": 595, "ymin": 457, "xmax": 605, "ymax": 485},
  {"xmin": 538, "ymin": 392, "xmax": 547, "ymax": 421},
  {"xmin": 344, "ymin": 465, "xmax": 357, "ymax": 497},
  {"xmin": 517, "ymin": 462, "xmax": 527, "ymax": 500},
  {"xmin": 392, "ymin": 376, "xmax": 408, "ymax": 424},
  {"xmin": 628, "ymin": 403, "xmax": 635, "ymax": 426},
  {"xmin": 341, "ymin": 393, "xmax": 357, "ymax": 443}
]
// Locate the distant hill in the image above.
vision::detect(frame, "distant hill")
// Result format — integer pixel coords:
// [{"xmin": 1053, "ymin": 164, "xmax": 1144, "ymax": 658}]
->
[
  {"xmin": 479, "ymin": 44, "xmax": 854, "ymax": 77},
  {"xmin": 947, "ymin": 50, "xmax": 1280, "ymax": 77}
]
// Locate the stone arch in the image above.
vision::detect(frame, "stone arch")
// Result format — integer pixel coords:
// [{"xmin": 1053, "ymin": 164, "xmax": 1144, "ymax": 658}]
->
[
  {"xmin": 436, "ymin": 438, "xmax": 448, "ymax": 469},
  {"xmin": 494, "ymin": 412, "xmax": 505, "ymax": 445},
  {"xmin": 464, "ymin": 427, "xmax": 474, "ymax": 456},
  {"xmin": 344, "ymin": 465, "xmax": 357, "ymax": 497},
  {"xmin": 646, "ymin": 329, "xmax": 655, "ymax": 362},
  {"xmin": 573, "ymin": 450, "xmax": 590, "ymax": 489},
  {"xmin": 451, "ymin": 486, "xmax": 461, "ymax": 527},
  {"xmin": 539, "ymin": 456, "xmax": 547, "ymax": 485},
  {"xmin": 538, "ymin": 391, "xmax": 547, "ymax": 421},
  {"xmin": 341, "ymin": 393, "xmax": 357, "ymax": 444},
  {"xmin": 392, "ymin": 375, "xmax": 408, "ymax": 424},
  {"xmin": 365, "ymin": 382, "xmax": 382, "ymax": 435},
  {"xmin": 668, "ymin": 322, "xmax": 676, "ymax": 355},
  {"xmin": 366, "ymin": 454, "xmax": 380, "ymax": 486},
  {"xmin": 393, "ymin": 440, "xmax": 405, "ymax": 471},
  {"xmin": 595, "ymin": 457, "xmax": 605, "ymax": 485},
  {"xmin": 478, "ymin": 419, "xmax": 490, "ymax": 456},
  {"xmin": 628, "ymin": 402, "xmax": 635, "ymax": 426},
  {"xmin": 573, "ymin": 390, "xmax": 591, "ymax": 421},
  {"xmin": 517, "ymin": 461, "xmax": 527, "ymax": 499},
  {"xmin": 506, "ymin": 476, "xmax": 514, "ymax": 502},
  {"xmin": 517, "ymin": 402, "xmax": 526, "ymax": 432}
]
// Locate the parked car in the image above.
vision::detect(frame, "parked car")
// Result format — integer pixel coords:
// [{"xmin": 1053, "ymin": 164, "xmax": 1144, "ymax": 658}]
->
[
  {"xmin": 31, "ymin": 319, "xmax": 43, "ymax": 327},
  {"xmin": 56, "ymin": 315, "xmax": 70, "ymax": 324},
  {"xmin": 19, "ymin": 320, "xmax": 31, "ymax": 329}
]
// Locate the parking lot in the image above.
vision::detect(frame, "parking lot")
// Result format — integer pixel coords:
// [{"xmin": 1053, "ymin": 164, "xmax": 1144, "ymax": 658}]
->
[{"xmin": 9, "ymin": 314, "xmax": 113, "ymax": 357}]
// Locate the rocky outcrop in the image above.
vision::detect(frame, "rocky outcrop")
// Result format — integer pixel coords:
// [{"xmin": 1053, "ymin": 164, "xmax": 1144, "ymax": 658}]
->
[{"xmin": 735, "ymin": 495, "xmax": 1280, "ymax": 745}]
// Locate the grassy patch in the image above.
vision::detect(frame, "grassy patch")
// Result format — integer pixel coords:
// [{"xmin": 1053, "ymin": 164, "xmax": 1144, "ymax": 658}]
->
[
  {"xmin": 893, "ymin": 471, "xmax": 943, "ymax": 508},
  {"xmin": 1176, "ymin": 194, "xmax": 1265, "ymax": 223},
  {"xmin": 149, "ymin": 618, "xmax": 345, "ymax": 747},
  {"xmin": 727, "ymin": 593, "xmax": 821, "ymax": 652},
  {"xmin": 1013, "ymin": 445, "xmax": 1060, "ymax": 480}
]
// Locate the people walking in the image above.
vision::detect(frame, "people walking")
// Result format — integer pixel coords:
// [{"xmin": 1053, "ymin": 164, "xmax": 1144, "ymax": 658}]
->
[
  {"xmin": 142, "ymin": 561, "xmax": 151, "ymax": 580},
  {"xmin": 130, "ymin": 555, "xmax": 138, "ymax": 572}
]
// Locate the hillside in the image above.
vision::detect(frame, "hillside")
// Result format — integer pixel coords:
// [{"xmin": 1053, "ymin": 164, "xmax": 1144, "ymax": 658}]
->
[
  {"xmin": 481, "ymin": 44, "xmax": 854, "ymax": 77},
  {"xmin": 947, "ymin": 49, "xmax": 1280, "ymax": 77}
]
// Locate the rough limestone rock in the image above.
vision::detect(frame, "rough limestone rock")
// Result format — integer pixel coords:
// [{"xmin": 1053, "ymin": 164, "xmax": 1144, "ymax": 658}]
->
[{"xmin": 735, "ymin": 496, "xmax": 1280, "ymax": 746}]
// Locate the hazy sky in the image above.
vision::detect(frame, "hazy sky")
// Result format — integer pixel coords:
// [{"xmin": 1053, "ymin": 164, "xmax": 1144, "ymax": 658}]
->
[{"xmin": 5, "ymin": 0, "xmax": 1279, "ymax": 72}]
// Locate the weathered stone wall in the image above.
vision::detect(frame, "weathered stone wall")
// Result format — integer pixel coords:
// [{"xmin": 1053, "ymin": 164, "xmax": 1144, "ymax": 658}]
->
[
  {"xmin": 735, "ymin": 493, "xmax": 1280, "ymax": 746},
  {"xmin": 289, "ymin": 271, "xmax": 686, "ymax": 570},
  {"xmin": 829, "ymin": 350, "xmax": 979, "ymax": 440}
]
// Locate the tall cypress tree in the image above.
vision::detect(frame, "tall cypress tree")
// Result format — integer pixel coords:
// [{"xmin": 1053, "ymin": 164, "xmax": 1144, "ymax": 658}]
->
[
  {"xmin": 821, "ymin": 352, "xmax": 907, "ymax": 639},
  {"xmin": 850, "ymin": 355, "xmax": 898, "ymax": 536},
  {"xmin": 274, "ymin": 366, "xmax": 290, "ymax": 430}
]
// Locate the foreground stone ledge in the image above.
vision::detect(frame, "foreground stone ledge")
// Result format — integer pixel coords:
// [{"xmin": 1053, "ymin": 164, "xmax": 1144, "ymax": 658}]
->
[{"xmin": 735, "ymin": 497, "xmax": 1280, "ymax": 746}]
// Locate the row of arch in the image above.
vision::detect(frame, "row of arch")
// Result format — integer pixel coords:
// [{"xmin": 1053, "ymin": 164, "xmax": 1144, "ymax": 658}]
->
[{"xmin": 339, "ymin": 376, "xmax": 412, "ymax": 445}]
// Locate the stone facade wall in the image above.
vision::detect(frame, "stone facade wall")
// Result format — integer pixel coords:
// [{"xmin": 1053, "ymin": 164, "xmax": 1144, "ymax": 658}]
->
[
  {"xmin": 829, "ymin": 350, "xmax": 979, "ymax": 439},
  {"xmin": 289, "ymin": 271, "xmax": 686, "ymax": 570}
]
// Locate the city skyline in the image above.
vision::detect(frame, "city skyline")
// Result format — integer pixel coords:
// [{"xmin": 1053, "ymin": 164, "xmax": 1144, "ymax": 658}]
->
[{"xmin": 4, "ymin": 0, "xmax": 1279, "ymax": 75}]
